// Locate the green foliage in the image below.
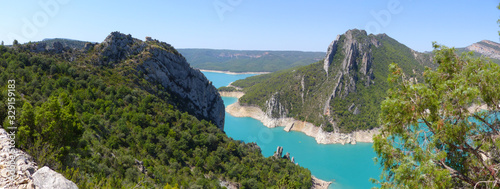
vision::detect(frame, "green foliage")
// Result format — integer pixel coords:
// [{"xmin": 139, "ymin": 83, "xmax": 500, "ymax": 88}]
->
[
  {"xmin": 373, "ymin": 44, "xmax": 500, "ymax": 188},
  {"xmin": 0, "ymin": 41, "xmax": 312, "ymax": 188},
  {"xmin": 179, "ymin": 49, "xmax": 325, "ymax": 72}
]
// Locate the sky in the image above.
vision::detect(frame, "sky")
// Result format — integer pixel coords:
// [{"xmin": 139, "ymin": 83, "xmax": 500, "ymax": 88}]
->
[{"xmin": 0, "ymin": 0, "xmax": 498, "ymax": 52}]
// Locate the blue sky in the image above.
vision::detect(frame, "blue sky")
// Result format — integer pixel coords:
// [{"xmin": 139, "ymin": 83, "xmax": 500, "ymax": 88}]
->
[{"xmin": 0, "ymin": 0, "xmax": 498, "ymax": 52}]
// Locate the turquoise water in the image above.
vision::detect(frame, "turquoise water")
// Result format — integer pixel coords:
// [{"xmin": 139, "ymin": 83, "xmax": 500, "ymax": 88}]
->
[
  {"xmin": 203, "ymin": 71, "xmax": 381, "ymax": 189},
  {"xmin": 202, "ymin": 71, "xmax": 256, "ymax": 88}
]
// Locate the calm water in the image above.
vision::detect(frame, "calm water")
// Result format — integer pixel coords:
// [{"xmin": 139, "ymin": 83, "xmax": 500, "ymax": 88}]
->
[{"xmin": 203, "ymin": 71, "xmax": 381, "ymax": 189}]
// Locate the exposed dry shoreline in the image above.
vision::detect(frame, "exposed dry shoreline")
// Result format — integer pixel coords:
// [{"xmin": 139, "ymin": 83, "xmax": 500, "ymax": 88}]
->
[
  {"xmin": 311, "ymin": 176, "xmax": 332, "ymax": 189},
  {"xmin": 199, "ymin": 69, "xmax": 271, "ymax": 75},
  {"xmin": 225, "ymin": 97, "xmax": 380, "ymax": 145}
]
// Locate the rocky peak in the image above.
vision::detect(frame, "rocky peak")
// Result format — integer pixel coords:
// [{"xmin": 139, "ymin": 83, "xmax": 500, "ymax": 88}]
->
[
  {"xmin": 97, "ymin": 31, "xmax": 144, "ymax": 64},
  {"xmin": 326, "ymin": 29, "xmax": 378, "ymax": 98}
]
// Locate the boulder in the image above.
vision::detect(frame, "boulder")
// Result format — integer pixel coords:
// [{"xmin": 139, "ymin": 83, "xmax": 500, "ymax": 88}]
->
[{"xmin": 32, "ymin": 166, "xmax": 78, "ymax": 189}]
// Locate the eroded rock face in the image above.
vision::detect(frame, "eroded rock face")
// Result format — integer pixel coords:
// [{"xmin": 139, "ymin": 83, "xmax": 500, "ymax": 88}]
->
[
  {"xmin": 138, "ymin": 46, "xmax": 225, "ymax": 129},
  {"xmin": 0, "ymin": 129, "xmax": 77, "ymax": 189},
  {"xmin": 95, "ymin": 32, "xmax": 225, "ymax": 129}
]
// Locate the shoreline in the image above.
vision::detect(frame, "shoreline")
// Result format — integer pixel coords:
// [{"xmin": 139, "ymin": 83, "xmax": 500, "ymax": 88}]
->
[
  {"xmin": 225, "ymin": 96, "xmax": 379, "ymax": 145},
  {"xmin": 199, "ymin": 69, "xmax": 271, "ymax": 75}
]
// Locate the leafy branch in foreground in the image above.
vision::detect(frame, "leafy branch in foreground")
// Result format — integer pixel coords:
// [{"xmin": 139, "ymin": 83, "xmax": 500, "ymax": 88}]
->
[{"xmin": 373, "ymin": 44, "xmax": 500, "ymax": 188}]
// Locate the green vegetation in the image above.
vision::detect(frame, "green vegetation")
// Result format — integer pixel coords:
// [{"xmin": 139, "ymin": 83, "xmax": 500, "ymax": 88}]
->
[
  {"xmin": 373, "ymin": 44, "xmax": 500, "ymax": 188},
  {"xmin": 178, "ymin": 49, "xmax": 324, "ymax": 72},
  {"xmin": 0, "ymin": 38, "xmax": 312, "ymax": 188},
  {"xmin": 232, "ymin": 31, "xmax": 433, "ymax": 132}
]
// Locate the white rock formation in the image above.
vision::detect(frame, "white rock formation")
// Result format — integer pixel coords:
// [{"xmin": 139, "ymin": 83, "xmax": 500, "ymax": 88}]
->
[{"xmin": 0, "ymin": 129, "xmax": 77, "ymax": 189}]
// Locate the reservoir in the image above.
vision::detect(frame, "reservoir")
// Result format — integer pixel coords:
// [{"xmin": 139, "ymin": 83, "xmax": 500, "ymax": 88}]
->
[{"xmin": 203, "ymin": 71, "xmax": 381, "ymax": 189}]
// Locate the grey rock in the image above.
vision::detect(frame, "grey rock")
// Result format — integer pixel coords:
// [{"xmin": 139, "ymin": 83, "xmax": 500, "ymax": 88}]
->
[
  {"xmin": 291, "ymin": 157, "xmax": 295, "ymax": 164},
  {"xmin": 323, "ymin": 35, "xmax": 340, "ymax": 75},
  {"xmin": 33, "ymin": 166, "xmax": 78, "ymax": 189}
]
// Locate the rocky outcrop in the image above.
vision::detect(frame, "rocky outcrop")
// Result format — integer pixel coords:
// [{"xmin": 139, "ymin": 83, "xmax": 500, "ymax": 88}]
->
[
  {"xmin": 0, "ymin": 129, "xmax": 77, "ymax": 189},
  {"xmin": 330, "ymin": 29, "xmax": 377, "ymax": 99},
  {"xmin": 32, "ymin": 167, "xmax": 78, "ymax": 189},
  {"xmin": 95, "ymin": 32, "xmax": 225, "ymax": 129},
  {"xmin": 138, "ymin": 45, "xmax": 225, "ymax": 129}
]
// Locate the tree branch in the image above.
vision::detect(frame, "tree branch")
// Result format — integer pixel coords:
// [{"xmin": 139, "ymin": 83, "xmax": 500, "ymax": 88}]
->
[
  {"xmin": 436, "ymin": 159, "xmax": 476, "ymax": 187},
  {"xmin": 472, "ymin": 114, "xmax": 499, "ymax": 135}
]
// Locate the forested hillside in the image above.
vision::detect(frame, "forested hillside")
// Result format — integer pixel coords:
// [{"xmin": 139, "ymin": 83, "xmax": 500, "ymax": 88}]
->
[
  {"xmin": 0, "ymin": 33, "xmax": 312, "ymax": 188},
  {"xmin": 232, "ymin": 29, "xmax": 434, "ymax": 133}
]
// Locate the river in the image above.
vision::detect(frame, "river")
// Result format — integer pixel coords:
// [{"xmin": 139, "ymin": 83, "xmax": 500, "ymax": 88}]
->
[{"xmin": 202, "ymin": 71, "xmax": 381, "ymax": 189}]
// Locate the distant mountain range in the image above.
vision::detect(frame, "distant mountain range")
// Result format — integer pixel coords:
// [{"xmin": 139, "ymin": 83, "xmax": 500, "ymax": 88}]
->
[{"xmin": 178, "ymin": 49, "xmax": 325, "ymax": 72}]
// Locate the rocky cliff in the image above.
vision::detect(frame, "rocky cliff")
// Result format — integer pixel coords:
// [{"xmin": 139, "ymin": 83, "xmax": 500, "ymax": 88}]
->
[
  {"xmin": 233, "ymin": 29, "xmax": 433, "ymax": 134},
  {"xmin": 94, "ymin": 32, "xmax": 225, "ymax": 129},
  {"xmin": 0, "ymin": 129, "xmax": 77, "ymax": 189}
]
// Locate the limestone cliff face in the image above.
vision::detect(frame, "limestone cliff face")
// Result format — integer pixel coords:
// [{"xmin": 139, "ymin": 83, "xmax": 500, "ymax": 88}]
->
[
  {"xmin": 96, "ymin": 32, "xmax": 225, "ymax": 129},
  {"xmin": 322, "ymin": 29, "xmax": 379, "ymax": 116}
]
